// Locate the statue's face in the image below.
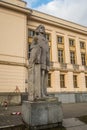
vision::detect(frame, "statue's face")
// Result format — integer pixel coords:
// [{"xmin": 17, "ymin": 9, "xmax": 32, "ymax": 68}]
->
[
  {"xmin": 35, "ymin": 25, "xmax": 45, "ymax": 35},
  {"xmin": 39, "ymin": 26, "xmax": 45, "ymax": 34}
]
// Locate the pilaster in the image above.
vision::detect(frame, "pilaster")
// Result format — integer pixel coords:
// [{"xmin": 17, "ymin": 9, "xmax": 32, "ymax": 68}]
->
[
  {"xmin": 66, "ymin": 71, "xmax": 74, "ymax": 91},
  {"xmin": 78, "ymin": 72, "xmax": 86, "ymax": 92},
  {"xmin": 51, "ymin": 31, "xmax": 58, "ymax": 62},
  {"xmin": 51, "ymin": 71, "xmax": 60, "ymax": 92},
  {"xmin": 64, "ymin": 34, "xmax": 70, "ymax": 64},
  {"xmin": 75, "ymin": 37, "xmax": 81, "ymax": 65}
]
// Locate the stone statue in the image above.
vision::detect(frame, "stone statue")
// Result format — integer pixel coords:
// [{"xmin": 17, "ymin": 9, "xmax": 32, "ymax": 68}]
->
[
  {"xmin": 22, "ymin": 25, "xmax": 63, "ymax": 130},
  {"xmin": 22, "ymin": 25, "xmax": 63, "ymax": 127},
  {"xmin": 29, "ymin": 25, "xmax": 50, "ymax": 99}
]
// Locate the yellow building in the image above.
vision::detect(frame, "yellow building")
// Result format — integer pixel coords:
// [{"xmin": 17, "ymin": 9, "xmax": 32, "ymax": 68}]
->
[{"xmin": 0, "ymin": 0, "xmax": 87, "ymax": 103}]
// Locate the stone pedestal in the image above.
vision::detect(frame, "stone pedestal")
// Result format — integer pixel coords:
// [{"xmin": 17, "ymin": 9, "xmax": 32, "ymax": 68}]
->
[{"xmin": 22, "ymin": 98, "xmax": 63, "ymax": 129}]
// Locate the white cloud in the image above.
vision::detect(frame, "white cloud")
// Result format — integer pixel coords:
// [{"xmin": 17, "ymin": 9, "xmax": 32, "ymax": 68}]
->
[{"xmin": 34, "ymin": 0, "xmax": 87, "ymax": 26}]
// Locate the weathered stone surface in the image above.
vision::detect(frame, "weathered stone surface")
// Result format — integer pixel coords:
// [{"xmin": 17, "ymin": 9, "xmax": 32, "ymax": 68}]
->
[
  {"xmin": 0, "ymin": 115, "xmax": 23, "ymax": 129},
  {"xmin": 63, "ymin": 118, "xmax": 85, "ymax": 127},
  {"xmin": 22, "ymin": 98, "xmax": 63, "ymax": 128},
  {"xmin": 0, "ymin": 93, "xmax": 21, "ymax": 105},
  {"xmin": 63, "ymin": 118, "xmax": 87, "ymax": 130},
  {"xmin": 22, "ymin": 25, "xmax": 63, "ymax": 129},
  {"xmin": 28, "ymin": 64, "xmax": 41, "ymax": 101},
  {"xmin": 28, "ymin": 25, "xmax": 50, "ymax": 100}
]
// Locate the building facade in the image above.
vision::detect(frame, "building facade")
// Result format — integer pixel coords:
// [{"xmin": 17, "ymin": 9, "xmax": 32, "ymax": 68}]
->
[{"xmin": 0, "ymin": 0, "xmax": 87, "ymax": 103}]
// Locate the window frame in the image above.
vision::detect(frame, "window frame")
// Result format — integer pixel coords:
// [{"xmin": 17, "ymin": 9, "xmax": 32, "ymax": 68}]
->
[
  {"xmin": 85, "ymin": 76, "xmax": 87, "ymax": 88},
  {"xmin": 81, "ymin": 53, "xmax": 86, "ymax": 65},
  {"xmin": 73, "ymin": 75, "xmax": 78, "ymax": 88},
  {"xmin": 28, "ymin": 29, "xmax": 35, "ymax": 37},
  {"xmin": 70, "ymin": 51, "xmax": 75, "ymax": 64},
  {"xmin": 69, "ymin": 39, "xmax": 75, "ymax": 46},
  {"xmin": 57, "ymin": 36, "xmax": 63, "ymax": 44},
  {"xmin": 58, "ymin": 49, "xmax": 64, "ymax": 63},
  {"xmin": 60, "ymin": 74, "xmax": 65, "ymax": 88},
  {"xmin": 48, "ymin": 73, "xmax": 51, "ymax": 88},
  {"xmin": 80, "ymin": 41, "xmax": 85, "ymax": 49}
]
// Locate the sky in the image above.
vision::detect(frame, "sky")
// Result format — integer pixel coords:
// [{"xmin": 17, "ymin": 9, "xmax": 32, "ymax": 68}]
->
[{"xmin": 24, "ymin": 0, "xmax": 87, "ymax": 27}]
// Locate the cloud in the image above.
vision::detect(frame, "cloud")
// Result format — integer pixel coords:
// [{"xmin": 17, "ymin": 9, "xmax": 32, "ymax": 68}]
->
[{"xmin": 34, "ymin": 0, "xmax": 87, "ymax": 26}]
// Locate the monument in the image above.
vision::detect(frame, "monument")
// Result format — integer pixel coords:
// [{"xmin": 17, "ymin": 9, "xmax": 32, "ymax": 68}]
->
[{"xmin": 22, "ymin": 25, "xmax": 63, "ymax": 130}]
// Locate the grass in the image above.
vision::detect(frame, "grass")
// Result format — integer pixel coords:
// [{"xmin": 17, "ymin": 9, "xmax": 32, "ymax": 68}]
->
[{"xmin": 78, "ymin": 115, "xmax": 87, "ymax": 124}]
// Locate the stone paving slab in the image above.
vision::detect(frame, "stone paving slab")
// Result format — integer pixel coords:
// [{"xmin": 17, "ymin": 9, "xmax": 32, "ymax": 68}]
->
[
  {"xmin": 63, "ymin": 118, "xmax": 87, "ymax": 130},
  {"xmin": 66, "ymin": 125, "xmax": 87, "ymax": 130},
  {"xmin": 0, "ymin": 115, "xmax": 87, "ymax": 130},
  {"xmin": 0, "ymin": 104, "xmax": 87, "ymax": 129},
  {"xmin": 0, "ymin": 115, "xmax": 24, "ymax": 128},
  {"xmin": 63, "ymin": 118, "xmax": 85, "ymax": 127}
]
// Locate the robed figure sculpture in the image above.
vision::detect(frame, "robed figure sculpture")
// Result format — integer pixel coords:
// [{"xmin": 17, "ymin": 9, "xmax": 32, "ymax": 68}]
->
[
  {"xmin": 28, "ymin": 25, "xmax": 50, "ymax": 100},
  {"xmin": 22, "ymin": 25, "xmax": 63, "ymax": 127}
]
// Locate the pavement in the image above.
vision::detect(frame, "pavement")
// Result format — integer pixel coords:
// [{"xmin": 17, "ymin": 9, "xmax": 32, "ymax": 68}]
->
[
  {"xmin": 0, "ymin": 105, "xmax": 24, "ymax": 129},
  {"xmin": 63, "ymin": 118, "xmax": 87, "ymax": 130},
  {"xmin": 0, "ymin": 103, "xmax": 87, "ymax": 129},
  {"xmin": 62, "ymin": 102, "xmax": 87, "ymax": 119},
  {"xmin": 62, "ymin": 103, "xmax": 87, "ymax": 130}
]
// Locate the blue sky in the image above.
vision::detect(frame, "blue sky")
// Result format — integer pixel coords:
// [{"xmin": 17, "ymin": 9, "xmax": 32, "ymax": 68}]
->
[
  {"xmin": 24, "ymin": 0, "xmax": 87, "ymax": 27},
  {"xmin": 24, "ymin": 0, "xmax": 52, "ymax": 8}
]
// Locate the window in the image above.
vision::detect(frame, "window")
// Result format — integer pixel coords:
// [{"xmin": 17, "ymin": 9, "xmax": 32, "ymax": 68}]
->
[
  {"xmin": 28, "ymin": 44, "xmax": 31, "ymax": 58},
  {"xmin": 80, "ymin": 42, "xmax": 85, "ymax": 49},
  {"xmin": 28, "ymin": 29, "xmax": 35, "ymax": 37},
  {"xmin": 85, "ymin": 76, "xmax": 87, "ymax": 88},
  {"xmin": 58, "ymin": 50, "xmax": 63, "ymax": 63},
  {"xmin": 81, "ymin": 53, "xmax": 86, "ymax": 65},
  {"xmin": 48, "ymin": 73, "xmax": 51, "ymax": 87},
  {"xmin": 57, "ymin": 36, "xmax": 63, "ymax": 44},
  {"xmin": 73, "ymin": 75, "xmax": 78, "ymax": 88},
  {"xmin": 70, "ymin": 51, "xmax": 75, "ymax": 64},
  {"xmin": 49, "ymin": 47, "xmax": 51, "ymax": 61},
  {"xmin": 45, "ymin": 33, "xmax": 50, "ymax": 41},
  {"xmin": 69, "ymin": 39, "xmax": 75, "ymax": 46},
  {"xmin": 46, "ymin": 33, "xmax": 51, "ymax": 60},
  {"xmin": 60, "ymin": 74, "xmax": 65, "ymax": 88}
]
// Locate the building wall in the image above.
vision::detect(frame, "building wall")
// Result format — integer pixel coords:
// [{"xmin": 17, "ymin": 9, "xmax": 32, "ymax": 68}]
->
[
  {"xmin": 28, "ymin": 17, "xmax": 87, "ymax": 95},
  {"xmin": 0, "ymin": 3, "xmax": 28, "ymax": 92},
  {"xmin": 0, "ymin": 0, "xmax": 87, "ymax": 103},
  {"xmin": 1, "ymin": 0, "xmax": 26, "ymax": 7}
]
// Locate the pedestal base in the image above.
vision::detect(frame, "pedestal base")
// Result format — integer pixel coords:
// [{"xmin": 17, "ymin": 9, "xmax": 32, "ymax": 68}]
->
[{"xmin": 22, "ymin": 98, "xmax": 63, "ymax": 129}]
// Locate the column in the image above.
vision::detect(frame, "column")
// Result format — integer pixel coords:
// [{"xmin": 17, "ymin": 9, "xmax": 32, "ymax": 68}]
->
[
  {"xmin": 66, "ymin": 71, "xmax": 74, "ymax": 91},
  {"xmin": 75, "ymin": 37, "xmax": 81, "ymax": 65},
  {"xmin": 64, "ymin": 34, "xmax": 70, "ymax": 64},
  {"xmin": 51, "ymin": 31, "xmax": 58, "ymax": 62},
  {"xmin": 78, "ymin": 72, "xmax": 86, "ymax": 92},
  {"xmin": 51, "ymin": 71, "xmax": 60, "ymax": 92}
]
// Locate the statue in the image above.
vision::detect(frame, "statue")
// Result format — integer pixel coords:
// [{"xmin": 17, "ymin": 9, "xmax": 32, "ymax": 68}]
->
[
  {"xmin": 29, "ymin": 25, "xmax": 50, "ymax": 99},
  {"xmin": 22, "ymin": 25, "xmax": 63, "ymax": 127}
]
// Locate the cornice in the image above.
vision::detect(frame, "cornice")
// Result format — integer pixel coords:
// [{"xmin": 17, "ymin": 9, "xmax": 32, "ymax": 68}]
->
[
  {"xmin": 30, "ymin": 10, "xmax": 87, "ymax": 35},
  {"xmin": 0, "ymin": 1, "xmax": 32, "ymax": 15},
  {"xmin": 0, "ymin": 60, "xmax": 28, "ymax": 68}
]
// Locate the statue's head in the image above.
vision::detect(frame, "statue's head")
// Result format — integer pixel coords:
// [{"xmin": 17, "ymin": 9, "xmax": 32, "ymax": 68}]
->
[{"xmin": 35, "ymin": 25, "xmax": 45, "ymax": 35}]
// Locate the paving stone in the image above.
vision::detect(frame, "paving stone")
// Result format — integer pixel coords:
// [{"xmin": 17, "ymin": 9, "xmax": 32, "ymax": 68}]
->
[
  {"xmin": 63, "ymin": 118, "xmax": 85, "ymax": 127},
  {"xmin": 66, "ymin": 125, "xmax": 87, "ymax": 130},
  {"xmin": 0, "ymin": 104, "xmax": 87, "ymax": 129},
  {"xmin": 0, "ymin": 115, "xmax": 24, "ymax": 128}
]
